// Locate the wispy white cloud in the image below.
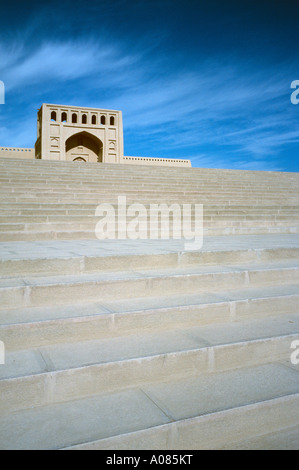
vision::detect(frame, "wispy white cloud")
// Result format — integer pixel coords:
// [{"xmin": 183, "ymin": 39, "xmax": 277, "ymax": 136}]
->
[{"xmin": 2, "ymin": 40, "xmax": 140, "ymax": 90}]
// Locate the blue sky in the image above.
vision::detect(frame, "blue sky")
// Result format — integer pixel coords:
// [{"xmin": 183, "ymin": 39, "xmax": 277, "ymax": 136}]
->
[{"xmin": 0, "ymin": 0, "xmax": 298, "ymax": 171}]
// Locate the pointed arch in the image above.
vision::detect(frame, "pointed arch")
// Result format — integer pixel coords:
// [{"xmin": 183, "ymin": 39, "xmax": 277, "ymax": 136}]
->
[{"xmin": 65, "ymin": 131, "xmax": 103, "ymax": 163}]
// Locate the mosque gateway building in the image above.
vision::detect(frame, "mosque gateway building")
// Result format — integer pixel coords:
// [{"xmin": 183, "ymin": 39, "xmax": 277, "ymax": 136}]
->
[
  {"xmin": 0, "ymin": 103, "xmax": 191, "ymax": 167},
  {"xmin": 35, "ymin": 104, "xmax": 124, "ymax": 164}
]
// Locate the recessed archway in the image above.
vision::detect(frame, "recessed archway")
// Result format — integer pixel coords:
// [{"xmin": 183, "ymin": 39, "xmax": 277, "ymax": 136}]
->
[{"xmin": 65, "ymin": 132, "xmax": 103, "ymax": 163}]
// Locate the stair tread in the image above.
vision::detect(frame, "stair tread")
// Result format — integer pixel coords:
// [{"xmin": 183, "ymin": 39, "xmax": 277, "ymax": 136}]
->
[
  {"xmin": 0, "ymin": 234, "xmax": 299, "ymax": 259},
  {"xmin": 0, "ymin": 362, "xmax": 297, "ymax": 450},
  {"xmin": 1, "ymin": 283, "xmax": 298, "ymax": 325},
  {"xmin": 0, "ymin": 260, "xmax": 298, "ymax": 289},
  {"xmin": 221, "ymin": 424, "xmax": 299, "ymax": 450},
  {"xmin": 1, "ymin": 314, "xmax": 298, "ymax": 380}
]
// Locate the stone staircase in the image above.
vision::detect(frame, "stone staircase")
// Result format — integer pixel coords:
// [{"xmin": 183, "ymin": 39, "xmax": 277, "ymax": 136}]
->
[
  {"xmin": 0, "ymin": 158, "xmax": 299, "ymax": 241},
  {"xmin": 0, "ymin": 157, "xmax": 298, "ymax": 450}
]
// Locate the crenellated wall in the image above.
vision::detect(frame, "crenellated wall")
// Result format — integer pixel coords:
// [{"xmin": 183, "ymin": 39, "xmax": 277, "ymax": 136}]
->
[
  {"xmin": 0, "ymin": 147, "xmax": 35, "ymax": 159},
  {"xmin": 122, "ymin": 156, "xmax": 191, "ymax": 167}
]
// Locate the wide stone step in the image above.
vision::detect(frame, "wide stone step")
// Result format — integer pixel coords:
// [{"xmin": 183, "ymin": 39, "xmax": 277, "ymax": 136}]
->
[
  {"xmin": 0, "ymin": 159, "xmax": 296, "ymax": 173},
  {"xmin": 2, "ymin": 214, "xmax": 299, "ymax": 225},
  {"xmin": 3, "ymin": 214, "xmax": 298, "ymax": 222},
  {"xmin": 3, "ymin": 181, "xmax": 297, "ymax": 192},
  {"xmin": 1, "ymin": 178, "xmax": 297, "ymax": 187},
  {"xmin": 1, "ymin": 212, "xmax": 299, "ymax": 222},
  {"xmin": 221, "ymin": 424, "xmax": 299, "ymax": 450},
  {"xmin": 2, "ymin": 168, "xmax": 295, "ymax": 176},
  {"xmin": 1, "ymin": 202, "xmax": 298, "ymax": 210},
  {"xmin": 0, "ymin": 182, "xmax": 297, "ymax": 192},
  {"xmin": 0, "ymin": 262, "xmax": 298, "ymax": 310},
  {"xmin": 1, "ymin": 225, "xmax": 299, "ymax": 241},
  {"xmin": 66, "ymin": 394, "xmax": 299, "ymax": 451},
  {"xmin": 1, "ymin": 244, "xmax": 299, "ymax": 278},
  {"xmin": 0, "ymin": 185, "xmax": 297, "ymax": 194},
  {"xmin": 0, "ymin": 324, "xmax": 297, "ymax": 414},
  {"xmin": 2, "ymin": 178, "xmax": 296, "ymax": 187},
  {"xmin": 1, "ymin": 189, "xmax": 297, "ymax": 200},
  {"xmin": 1, "ymin": 218, "xmax": 299, "ymax": 233},
  {"xmin": 0, "ymin": 362, "xmax": 298, "ymax": 450},
  {"xmin": 2, "ymin": 177, "xmax": 296, "ymax": 185},
  {"xmin": 2, "ymin": 197, "xmax": 298, "ymax": 205},
  {"xmin": 1, "ymin": 157, "xmax": 298, "ymax": 177},
  {"xmin": 1, "ymin": 207, "xmax": 299, "ymax": 214},
  {"xmin": 1, "ymin": 186, "xmax": 298, "ymax": 195},
  {"xmin": 1, "ymin": 285, "xmax": 298, "ymax": 350}
]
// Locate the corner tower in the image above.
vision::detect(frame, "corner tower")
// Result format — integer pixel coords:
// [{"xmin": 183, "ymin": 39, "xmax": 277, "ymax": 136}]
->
[{"xmin": 35, "ymin": 103, "xmax": 124, "ymax": 163}]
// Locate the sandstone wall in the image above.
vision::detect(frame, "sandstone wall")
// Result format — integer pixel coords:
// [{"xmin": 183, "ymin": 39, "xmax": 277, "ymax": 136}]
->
[{"xmin": 0, "ymin": 147, "xmax": 35, "ymax": 159}]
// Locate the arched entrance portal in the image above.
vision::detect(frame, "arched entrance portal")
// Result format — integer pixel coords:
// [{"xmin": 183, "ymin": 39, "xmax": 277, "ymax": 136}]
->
[{"xmin": 65, "ymin": 132, "xmax": 103, "ymax": 163}]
